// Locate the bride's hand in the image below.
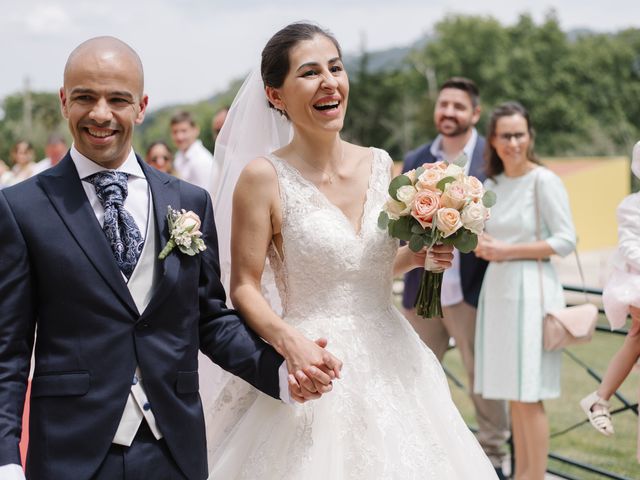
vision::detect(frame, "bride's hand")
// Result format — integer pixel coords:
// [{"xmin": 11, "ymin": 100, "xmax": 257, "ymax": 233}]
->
[
  {"xmin": 281, "ymin": 332, "xmax": 342, "ymax": 397},
  {"xmin": 427, "ymin": 243, "xmax": 454, "ymax": 269},
  {"xmin": 288, "ymin": 338, "xmax": 341, "ymax": 403}
]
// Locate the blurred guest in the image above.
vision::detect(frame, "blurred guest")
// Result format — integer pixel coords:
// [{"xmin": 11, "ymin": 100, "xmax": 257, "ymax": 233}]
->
[
  {"xmin": 580, "ymin": 140, "xmax": 640, "ymax": 447},
  {"xmin": 3, "ymin": 140, "xmax": 36, "ymax": 186},
  {"xmin": 145, "ymin": 141, "xmax": 175, "ymax": 175},
  {"xmin": 211, "ymin": 107, "xmax": 228, "ymax": 140},
  {"xmin": 32, "ymin": 133, "xmax": 68, "ymax": 175},
  {"xmin": 0, "ymin": 159, "xmax": 9, "ymax": 188},
  {"xmin": 402, "ymin": 77, "xmax": 509, "ymax": 478},
  {"xmin": 474, "ymin": 102, "xmax": 576, "ymax": 480},
  {"xmin": 170, "ymin": 110, "xmax": 216, "ymax": 192}
]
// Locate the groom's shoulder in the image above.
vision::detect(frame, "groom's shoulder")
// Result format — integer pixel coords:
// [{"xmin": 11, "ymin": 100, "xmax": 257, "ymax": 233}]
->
[
  {"xmin": 168, "ymin": 175, "xmax": 212, "ymax": 212},
  {"xmin": 1, "ymin": 173, "xmax": 47, "ymax": 205}
]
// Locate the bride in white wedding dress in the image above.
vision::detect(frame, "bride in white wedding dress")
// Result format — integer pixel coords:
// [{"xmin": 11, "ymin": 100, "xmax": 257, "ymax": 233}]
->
[{"xmin": 205, "ymin": 22, "xmax": 498, "ymax": 480}]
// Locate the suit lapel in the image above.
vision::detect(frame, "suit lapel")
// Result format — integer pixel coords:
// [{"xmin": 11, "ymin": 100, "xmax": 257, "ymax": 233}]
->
[
  {"xmin": 38, "ymin": 154, "xmax": 138, "ymax": 315},
  {"xmin": 469, "ymin": 136, "xmax": 486, "ymax": 181},
  {"xmin": 140, "ymin": 160, "xmax": 181, "ymax": 317}
]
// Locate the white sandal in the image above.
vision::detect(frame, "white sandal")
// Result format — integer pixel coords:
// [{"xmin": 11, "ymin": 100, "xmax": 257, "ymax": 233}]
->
[{"xmin": 580, "ymin": 391, "xmax": 614, "ymax": 436}]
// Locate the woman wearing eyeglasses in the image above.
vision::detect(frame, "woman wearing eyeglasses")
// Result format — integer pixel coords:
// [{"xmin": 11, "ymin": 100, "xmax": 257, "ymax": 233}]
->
[
  {"xmin": 145, "ymin": 141, "xmax": 176, "ymax": 175},
  {"xmin": 473, "ymin": 102, "xmax": 576, "ymax": 479}
]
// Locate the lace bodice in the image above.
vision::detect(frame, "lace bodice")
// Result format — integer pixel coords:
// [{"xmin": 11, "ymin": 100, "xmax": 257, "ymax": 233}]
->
[{"xmin": 265, "ymin": 148, "xmax": 398, "ymax": 323}]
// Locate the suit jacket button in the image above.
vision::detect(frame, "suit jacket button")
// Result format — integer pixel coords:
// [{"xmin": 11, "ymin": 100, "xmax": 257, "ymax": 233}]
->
[{"xmin": 136, "ymin": 322, "xmax": 150, "ymax": 331}]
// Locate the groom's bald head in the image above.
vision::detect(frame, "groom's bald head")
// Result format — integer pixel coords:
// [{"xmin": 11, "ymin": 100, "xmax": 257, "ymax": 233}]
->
[
  {"xmin": 60, "ymin": 36, "xmax": 149, "ymax": 169},
  {"xmin": 64, "ymin": 36, "xmax": 144, "ymax": 96}
]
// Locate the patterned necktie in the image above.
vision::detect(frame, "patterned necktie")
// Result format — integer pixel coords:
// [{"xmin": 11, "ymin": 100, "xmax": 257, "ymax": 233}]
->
[{"xmin": 86, "ymin": 171, "xmax": 144, "ymax": 279}]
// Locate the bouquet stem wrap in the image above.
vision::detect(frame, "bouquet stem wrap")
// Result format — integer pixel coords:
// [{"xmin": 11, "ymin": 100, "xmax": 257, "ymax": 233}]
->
[{"xmin": 415, "ymin": 248, "xmax": 444, "ymax": 318}]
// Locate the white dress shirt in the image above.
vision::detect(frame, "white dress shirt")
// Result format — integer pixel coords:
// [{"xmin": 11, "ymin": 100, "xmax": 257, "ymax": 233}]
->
[
  {"xmin": 429, "ymin": 129, "xmax": 478, "ymax": 307},
  {"xmin": 173, "ymin": 140, "xmax": 218, "ymax": 194}
]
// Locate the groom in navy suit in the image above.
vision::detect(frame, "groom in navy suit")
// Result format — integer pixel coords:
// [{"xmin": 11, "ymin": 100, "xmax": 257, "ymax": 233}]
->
[
  {"xmin": 402, "ymin": 78, "xmax": 509, "ymax": 478},
  {"xmin": 0, "ymin": 37, "xmax": 337, "ymax": 480}
]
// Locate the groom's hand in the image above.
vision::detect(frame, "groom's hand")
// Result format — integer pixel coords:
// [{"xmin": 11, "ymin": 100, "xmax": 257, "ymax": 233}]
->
[{"xmin": 288, "ymin": 338, "xmax": 342, "ymax": 403}]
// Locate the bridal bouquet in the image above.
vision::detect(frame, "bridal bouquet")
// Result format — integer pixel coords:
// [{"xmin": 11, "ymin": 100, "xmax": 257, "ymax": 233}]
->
[{"xmin": 378, "ymin": 155, "xmax": 496, "ymax": 318}]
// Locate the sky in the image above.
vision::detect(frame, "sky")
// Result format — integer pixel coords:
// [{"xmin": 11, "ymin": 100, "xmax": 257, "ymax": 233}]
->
[{"xmin": 1, "ymin": 0, "xmax": 639, "ymax": 111}]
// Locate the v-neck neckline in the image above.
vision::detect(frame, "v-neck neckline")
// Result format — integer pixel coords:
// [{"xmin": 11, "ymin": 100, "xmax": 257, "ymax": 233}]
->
[{"xmin": 270, "ymin": 147, "xmax": 377, "ymax": 237}]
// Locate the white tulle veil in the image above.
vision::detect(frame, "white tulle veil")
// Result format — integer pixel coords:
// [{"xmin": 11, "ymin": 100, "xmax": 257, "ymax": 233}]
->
[
  {"xmin": 212, "ymin": 68, "xmax": 292, "ymax": 300},
  {"xmin": 198, "ymin": 69, "xmax": 293, "ymax": 420}
]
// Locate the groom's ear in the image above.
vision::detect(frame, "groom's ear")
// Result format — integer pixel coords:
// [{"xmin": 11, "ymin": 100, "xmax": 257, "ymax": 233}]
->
[
  {"xmin": 265, "ymin": 86, "xmax": 286, "ymax": 113},
  {"xmin": 59, "ymin": 87, "xmax": 69, "ymax": 119}
]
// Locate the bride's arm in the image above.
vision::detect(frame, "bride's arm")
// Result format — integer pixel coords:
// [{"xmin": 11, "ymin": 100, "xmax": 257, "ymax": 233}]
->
[{"xmin": 229, "ymin": 158, "xmax": 342, "ymax": 397}]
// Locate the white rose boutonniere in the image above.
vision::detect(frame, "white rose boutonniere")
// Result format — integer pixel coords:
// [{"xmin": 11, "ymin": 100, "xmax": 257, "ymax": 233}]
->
[{"xmin": 158, "ymin": 206, "xmax": 207, "ymax": 260}]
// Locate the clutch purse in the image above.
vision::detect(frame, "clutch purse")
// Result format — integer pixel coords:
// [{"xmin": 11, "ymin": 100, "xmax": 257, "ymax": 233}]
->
[
  {"xmin": 534, "ymin": 172, "xmax": 598, "ymax": 351},
  {"xmin": 543, "ymin": 303, "xmax": 598, "ymax": 351}
]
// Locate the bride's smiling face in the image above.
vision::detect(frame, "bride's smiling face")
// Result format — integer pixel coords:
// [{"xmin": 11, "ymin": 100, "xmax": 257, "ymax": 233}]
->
[{"xmin": 267, "ymin": 34, "xmax": 348, "ymax": 133}]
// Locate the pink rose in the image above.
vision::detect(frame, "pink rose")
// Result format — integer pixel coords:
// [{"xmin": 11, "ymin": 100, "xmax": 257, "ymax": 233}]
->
[
  {"xmin": 411, "ymin": 189, "xmax": 441, "ymax": 228},
  {"xmin": 422, "ymin": 161, "xmax": 447, "ymax": 171},
  {"xmin": 465, "ymin": 176, "xmax": 484, "ymax": 200},
  {"xmin": 416, "ymin": 168, "xmax": 444, "ymax": 191},
  {"xmin": 440, "ymin": 181, "xmax": 468, "ymax": 210},
  {"xmin": 435, "ymin": 208, "xmax": 463, "ymax": 237}
]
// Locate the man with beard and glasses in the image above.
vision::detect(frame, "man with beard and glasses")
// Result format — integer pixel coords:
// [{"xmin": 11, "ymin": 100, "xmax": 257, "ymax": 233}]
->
[{"xmin": 401, "ymin": 77, "xmax": 510, "ymax": 479}]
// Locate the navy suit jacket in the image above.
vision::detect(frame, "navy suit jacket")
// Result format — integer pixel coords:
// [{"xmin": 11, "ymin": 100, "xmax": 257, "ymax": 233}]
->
[
  {"xmin": 0, "ymin": 154, "xmax": 283, "ymax": 480},
  {"xmin": 401, "ymin": 135, "xmax": 489, "ymax": 309}
]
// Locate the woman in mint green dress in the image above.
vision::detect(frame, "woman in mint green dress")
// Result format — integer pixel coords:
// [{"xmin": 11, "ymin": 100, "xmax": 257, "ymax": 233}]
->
[{"xmin": 474, "ymin": 102, "xmax": 576, "ymax": 480}]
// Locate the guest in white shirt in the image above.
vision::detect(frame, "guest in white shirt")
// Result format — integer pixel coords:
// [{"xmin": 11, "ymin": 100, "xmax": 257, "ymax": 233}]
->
[
  {"xmin": 32, "ymin": 133, "xmax": 67, "ymax": 175},
  {"xmin": 170, "ymin": 111, "xmax": 219, "ymax": 195}
]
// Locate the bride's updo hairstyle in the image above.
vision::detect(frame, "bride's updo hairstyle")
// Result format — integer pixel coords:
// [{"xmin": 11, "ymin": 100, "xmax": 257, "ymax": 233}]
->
[{"xmin": 261, "ymin": 22, "xmax": 342, "ymax": 112}]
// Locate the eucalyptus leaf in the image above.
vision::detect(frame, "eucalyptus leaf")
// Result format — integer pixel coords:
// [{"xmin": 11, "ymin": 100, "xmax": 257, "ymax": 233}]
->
[
  {"xmin": 440, "ymin": 228, "xmax": 462, "ymax": 245},
  {"xmin": 388, "ymin": 174, "xmax": 412, "ymax": 201},
  {"xmin": 482, "ymin": 190, "xmax": 497, "ymax": 208},
  {"xmin": 409, "ymin": 234, "xmax": 424, "ymax": 252},
  {"xmin": 452, "ymin": 152, "xmax": 468, "ymax": 168},
  {"xmin": 414, "ymin": 166, "xmax": 425, "ymax": 181},
  {"xmin": 411, "ymin": 223, "xmax": 427, "ymax": 234},
  {"xmin": 378, "ymin": 211, "xmax": 390, "ymax": 230},
  {"xmin": 436, "ymin": 176, "xmax": 456, "ymax": 192},
  {"xmin": 454, "ymin": 229, "xmax": 479, "ymax": 253},
  {"xmin": 392, "ymin": 215, "xmax": 414, "ymax": 241}
]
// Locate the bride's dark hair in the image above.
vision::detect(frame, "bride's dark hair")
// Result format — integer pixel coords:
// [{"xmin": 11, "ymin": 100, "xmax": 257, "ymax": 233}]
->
[{"xmin": 261, "ymin": 22, "xmax": 342, "ymax": 109}]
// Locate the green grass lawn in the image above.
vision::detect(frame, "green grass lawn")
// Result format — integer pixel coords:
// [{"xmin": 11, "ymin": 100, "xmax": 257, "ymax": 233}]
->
[{"xmin": 442, "ymin": 318, "xmax": 639, "ymax": 479}]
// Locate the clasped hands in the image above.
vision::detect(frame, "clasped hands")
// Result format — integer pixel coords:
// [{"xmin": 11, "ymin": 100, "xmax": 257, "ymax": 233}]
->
[
  {"xmin": 474, "ymin": 233, "xmax": 510, "ymax": 262},
  {"xmin": 283, "ymin": 332, "xmax": 343, "ymax": 404}
]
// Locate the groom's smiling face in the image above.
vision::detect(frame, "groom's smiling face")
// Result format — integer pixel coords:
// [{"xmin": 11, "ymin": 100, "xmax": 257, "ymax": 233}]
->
[{"xmin": 60, "ymin": 37, "xmax": 149, "ymax": 170}]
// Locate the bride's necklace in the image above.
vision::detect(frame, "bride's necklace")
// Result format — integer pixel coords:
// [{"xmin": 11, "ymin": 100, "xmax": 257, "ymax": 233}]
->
[{"xmin": 296, "ymin": 145, "xmax": 344, "ymax": 185}]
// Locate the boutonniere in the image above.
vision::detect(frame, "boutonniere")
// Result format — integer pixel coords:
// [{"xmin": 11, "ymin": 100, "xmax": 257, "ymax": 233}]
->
[{"xmin": 158, "ymin": 206, "xmax": 207, "ymax": 260}]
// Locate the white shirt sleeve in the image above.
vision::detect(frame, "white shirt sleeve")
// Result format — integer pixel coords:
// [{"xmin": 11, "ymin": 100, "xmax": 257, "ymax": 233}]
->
[
  {"xmin": 0, "ymin": 464, "xmax": 26, "ymax": 480},
  {"xmin": 278, "ymin": 360, "xmax": 292, "ymax": 404},
  {"xmin": 616, "ymin": 193, "xmax": 640, "ymax": 272}
]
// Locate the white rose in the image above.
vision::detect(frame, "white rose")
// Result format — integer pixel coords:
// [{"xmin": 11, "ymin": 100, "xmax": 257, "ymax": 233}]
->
[
  {"xmin": 175, "ymin": 210, "xmax": 202, "ymax": 234},
  {"xmin": 444, "ymin": 163, "xmax": 464, "ymax": 180},
  {"xmin": 396, "ymin": 185, "xmax": 417, "ymax": 205},
  {"xmin": 385, "ymin": 198, "xmax": 410, "ymax": 220},
  {"xmin": 460, "ymin": 201, "xmax": 489, "ymax": 235}
]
